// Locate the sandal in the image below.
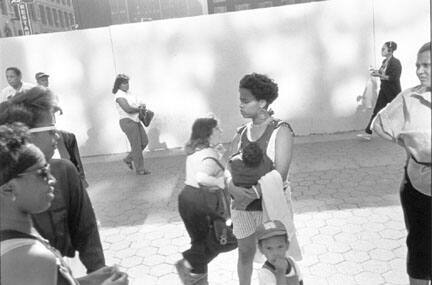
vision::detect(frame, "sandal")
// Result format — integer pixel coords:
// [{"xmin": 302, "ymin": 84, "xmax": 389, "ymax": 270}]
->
[{"xmin": 123, "ymin": 158, "xmax": 133, "ymax": 170}]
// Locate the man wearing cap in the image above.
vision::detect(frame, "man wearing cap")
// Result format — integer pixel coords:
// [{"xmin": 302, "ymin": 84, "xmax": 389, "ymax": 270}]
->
[
  {"xmin": 35, "ymin": 72, "xmax": 50, "ymax": 87},
  {"xmin": 256, "ymin": 220, "xmax": 303, "ymax": 285},
  {"xmin": 0, "ymin": 67, "xmax": 34, "ymax": 102}
]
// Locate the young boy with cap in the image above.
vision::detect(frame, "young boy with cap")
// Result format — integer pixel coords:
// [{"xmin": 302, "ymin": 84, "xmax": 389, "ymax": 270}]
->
[{"xmin": 256, "ymin": 220, "xmax": 303, "ymax": 285}]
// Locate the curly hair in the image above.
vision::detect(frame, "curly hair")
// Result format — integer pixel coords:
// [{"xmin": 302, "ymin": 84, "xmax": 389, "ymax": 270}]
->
[
  {"xmin": 239, "ymin": 73, "xmax": 278, "ymax": 106},
  {"xmin": 5, "ymin": 67, "xmax": 22, "ymax": 77},
  {"xmin": 185, "ymin": 117, "xmax": 218, "ymax": 154},
  {"xmin": 0, "ymin": 122, "xmax": 42, "ymax": 186},
  {"xmin": 112, "ymin": 74, "xmax": 129, "ymax": 94},
  {"xmin": 0, "ymin": 86, "xmax": 54, "ymax": 128}
]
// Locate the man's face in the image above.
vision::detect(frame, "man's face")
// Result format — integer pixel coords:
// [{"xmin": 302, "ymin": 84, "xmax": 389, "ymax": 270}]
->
[
  {"xmin": 37, "ymin": 76, "xmax": 49, "ymax": 87},
  {"xmin": 6, "ymin": 70, "xmax": 21, "ymax": 88}
]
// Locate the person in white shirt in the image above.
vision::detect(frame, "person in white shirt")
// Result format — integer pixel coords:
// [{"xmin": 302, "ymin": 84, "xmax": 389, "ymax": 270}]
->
[
  {"xmin": 112, "ymin": 74, "xmax": 150, "ymax": 175},
  {"xmin": 372, "ymin": 42, "xmax": 431, "ymax": 285},
  {"xmin": 0, "ymin": 67, "xmax": 34, "ymax": 102}
]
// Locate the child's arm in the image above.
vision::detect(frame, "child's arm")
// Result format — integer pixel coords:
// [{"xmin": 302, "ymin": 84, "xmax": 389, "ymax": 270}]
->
[{"xmin": 196, "ymin": 154, "xmax": 225, "ymax": 189}]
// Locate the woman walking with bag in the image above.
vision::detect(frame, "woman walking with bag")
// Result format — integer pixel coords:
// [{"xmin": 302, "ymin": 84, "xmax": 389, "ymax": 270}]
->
[
  {"xmin": 358, "ymin": 41, "xmax": 402, "ymax": 140},
  {"xmin": 112, "ymin": 74, "xmax": 150, "ymax": 175},
  {"xmin": 175, "ymin": 117, "xmax": 234, "ymax": 285}
]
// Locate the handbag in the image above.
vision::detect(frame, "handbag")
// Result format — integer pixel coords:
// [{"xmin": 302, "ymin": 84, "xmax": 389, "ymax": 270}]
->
[
  {"xmin": 206, "ymin": 216, "xmax": 238, "ymax": 253},
  {"xmin": 201, "ymin": 156, "xmax": 237, "ymax": 253},
  {"xmin": 138, "ymin": 108, "xmax": 154, "ymax": 127}
]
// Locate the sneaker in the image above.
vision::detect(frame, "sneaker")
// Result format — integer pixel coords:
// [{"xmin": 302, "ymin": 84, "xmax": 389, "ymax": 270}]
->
[
  {"xmin": 175, "ymin": 259, "xmax": 208, "ymax": 285},
  {"xmin": 357, "ymin": 133, "xmax": 372, "ymax": 141}
]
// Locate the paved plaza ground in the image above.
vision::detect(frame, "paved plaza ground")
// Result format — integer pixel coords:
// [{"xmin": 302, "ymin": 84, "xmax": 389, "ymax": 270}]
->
[{"xmin": 79, "ymin": 132, "xmax": 411, "ymax": 285}]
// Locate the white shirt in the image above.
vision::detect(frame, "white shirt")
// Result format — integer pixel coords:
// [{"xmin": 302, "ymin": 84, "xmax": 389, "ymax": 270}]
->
[
  {"xmin": 185, "ymin": 148, "xmax": 222, "ymax": 188},
  {"xmin": 114, "ymin": 90, "xmax": 140, "ymax": 122},
  {"xmin": 0, "ymin": 82, "xmax": 34, "ymax": 102},
  {"xmin": 372, "ymin": 85, "xmax": 431, "ymax": 196}
]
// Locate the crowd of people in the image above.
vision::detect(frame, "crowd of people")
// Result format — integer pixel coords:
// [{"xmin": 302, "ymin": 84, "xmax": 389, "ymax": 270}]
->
[{"xmin": 0, "ymin": 41, "xmax": 430, "ymax": 285}]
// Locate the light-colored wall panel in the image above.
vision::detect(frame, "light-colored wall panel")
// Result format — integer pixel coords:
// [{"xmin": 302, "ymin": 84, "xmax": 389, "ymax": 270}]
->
[{"xmin": 0, "ymin": 0, "xmax": 429, "ymax": 156}]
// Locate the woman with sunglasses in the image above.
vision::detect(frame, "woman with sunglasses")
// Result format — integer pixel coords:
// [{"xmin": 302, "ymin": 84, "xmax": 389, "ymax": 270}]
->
[
  {"xmin": 0, "ymin": 123, "xmax": 129, "ymax": 285},
  {"xmin": 0, "ymin": 86, "xmax": 105, "ymax": 274}
]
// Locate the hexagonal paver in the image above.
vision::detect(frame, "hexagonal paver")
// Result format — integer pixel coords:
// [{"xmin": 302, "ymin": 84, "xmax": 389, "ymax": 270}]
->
[
  {"xmin": 326, "ymin": 273, "xmax": 357, "ymax": 285},
  {"xmin": 308, "ymin": 263, "xmax": 337, "ymax": 278},
  {"xmin": 127, "ymin": 264, "xmax": 150, "ymax": 278},
  {"xmin": 335, "ymin": 261, "xmax": 363, "ymax": 275},
  {"xmin": 149, "ymin": 263, "xmax": 175, "ymax": 277},
  {"xmin": 344, "ymin": 251, "xmax": 370, "ymax": 263},
  {"xmin": 354, "ymin": 271, "xmax": 384, "ymax": 285},
  {"xmin": 318, "ymin": 252, "xmax": 344, "ymax": 265},
  {"xmin": 374, "ymin": 238, "xmax": 403, "ymax": 250},
  {"xmin": 120, "ymin": 256, "xmax": 143, "ymax": 268},
  {"xmin": 334, "ymin": 232, "xmax": 357, "ymax": 243},
  {"xmin": 311, "ymin": 234, "xmax": 335, "ymax": 246},
  {"xmin": 350, "ymin": 240, "xmax": 376, "ymax": 251},
  {"xmin": 158, "ymin": 245, "xmax": 180, "ymax": 256},
  {"xmin": 136, "ymin": 246, "xmax": 158, "ymax": 256},
  {"xmin": 114, "ymin": 248, "xmax": 137, "ymax": 259},
  {"xmin": 379, "ymin": 229, "xmax": 406, "ymax": 240},
  {"xmin": 142, "ymin": 254, "xmax": 166, "ymax": 266},
  {"xmin": 302, "ymin": 243, "xmax": 327, "ymax": 255},
  {"xmin": 369, "ymin": 248, "xmax": 395, "ymax": 261},
  {"xmin": 383, "ymin": 270, "xmax": 409, "ymax": 284},
  {"xmin": 327, "ymin": 242, "xmax": 351, "ymax": 253},
  {"xmin": 362, "ymin": 259, "xmax": 390, "ymax": 273}
]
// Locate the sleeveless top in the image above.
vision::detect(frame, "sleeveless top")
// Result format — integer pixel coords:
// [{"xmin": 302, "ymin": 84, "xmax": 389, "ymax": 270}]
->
[
  {"xmin": 0, "ymin": 230, "xmax": 77, "ymax": 285},
  {"xmin": 235, "ymin": 119, "xmax": 294, "ymax": 211},
  {"xmin": 261, "ymin": 256, "xmax": 303, "ymax": 285}
]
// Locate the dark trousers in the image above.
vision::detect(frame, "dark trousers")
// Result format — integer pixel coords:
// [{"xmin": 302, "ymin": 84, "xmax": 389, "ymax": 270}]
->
[
  {"xmin": 178, "ymin": 185, "xmax": 221, "ymax": 274},
  {"xmin": 365, "ymin": 91, "xmax": 396, "ymax": 133},
  {"xmin": 400, "ymin": 173, "xmax": 432, "ymax": 280}
]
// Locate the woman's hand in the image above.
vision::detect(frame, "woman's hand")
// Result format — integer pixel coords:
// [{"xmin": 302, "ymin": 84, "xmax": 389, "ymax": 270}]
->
[
  {"xmin": 227, "ymin": 180, "xmax": 258, "ymax": 210},
  {"xmin": 101, "ymin": 272, "xmax": 129, "ymax": 285}
]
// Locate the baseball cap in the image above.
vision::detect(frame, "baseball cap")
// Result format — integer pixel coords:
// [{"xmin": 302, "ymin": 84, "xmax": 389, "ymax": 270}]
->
[
  {"xmin": 255, "ymin": 220, "xmax": 287, "ymax": 241},
  {"xmin": 35, "ymin": 72, "xmax": 49, "ymax": 80}
]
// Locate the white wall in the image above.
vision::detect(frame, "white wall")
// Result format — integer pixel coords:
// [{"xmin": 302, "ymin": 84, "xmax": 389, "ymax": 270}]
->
[{"xmin": 0, "ymin": 0, "xmax": 429, "ymax": 156}]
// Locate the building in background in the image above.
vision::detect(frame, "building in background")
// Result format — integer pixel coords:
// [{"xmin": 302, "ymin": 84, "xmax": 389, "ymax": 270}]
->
[
  {"xmin": 207, "ymin": 0, "xmax": 324, "ymax": 13},
  {"xmin": 0, "ymin": 0, "xmax": 75, "ymax": 37},
  {"xmin": 110, "ymin": 0, "xmax": 206, "ymax": 24},
  {"xmin": 72, "ymin": 0, "xmax": 111, "ymax": 29}
]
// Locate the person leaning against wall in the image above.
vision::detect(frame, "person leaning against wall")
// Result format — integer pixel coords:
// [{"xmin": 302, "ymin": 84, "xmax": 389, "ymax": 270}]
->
[
  {"xmin": 112, "ymin": 74, "xmax": 150, "ymax": 175},
  {"xmin": 372, "ymin": 42, "xmax": 431, "ymax": 285},
  {"xmin": 358, "ymin": 41, "xmax": 402, "ymax": 140}
]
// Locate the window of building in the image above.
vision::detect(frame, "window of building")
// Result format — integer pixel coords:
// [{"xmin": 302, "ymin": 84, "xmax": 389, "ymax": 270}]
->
[
  {"xmin": 46, "ymin": 7, "xmax": 53, "ymax": 25},
  {"xmin": 58, "ymin": 9, "xmax": 64, "ymax": 27},
  {"xmin": 0, "ymin": 0, "xmax": 8, "ymax": 15},
  {"xmin": 52, "ymin": 8, "xmax": 59, "ymax": 26},
  {"xmin": 64, "ymin": 11, "xmax": 69, "ymax": 27},
  {"xmin": 28, "ymin": 4, "xmax": 36, "ymax": 20},
  {"xmin": 213, "ymin": 6, "xmax": 227, "ymax": 13},
  {"xmin": 4, "ymin": 24, "xmax": 13, "ymax": 37},
  {"xmin": 257, "ymin": 1, "xmax": 273, "ymax": 7},
  {"xmin": 39, "ymin": 5, "xmax": 47, "ymax": 24},
  {"xmin": 234, "ymin": 3, "xmax": 250, "ymax": 10},
  {"xmin": 69, "ymin": 13, "xmax": 74, "ymax": 25},
  {"xmin": 13, "ymin": 5, "xmax": 19, "ymax": 19}
]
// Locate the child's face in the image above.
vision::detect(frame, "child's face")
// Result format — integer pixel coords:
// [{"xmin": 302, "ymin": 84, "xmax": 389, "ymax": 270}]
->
[{"xmin": 258, "ymin": 235, "xmax": 289, "ymax": 264}]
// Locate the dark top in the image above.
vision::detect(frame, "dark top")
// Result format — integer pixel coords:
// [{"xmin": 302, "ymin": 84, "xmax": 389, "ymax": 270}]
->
[
  {"xmin": 31, "ymin": 159, "xmax": 105, "ymax": 273},
  {"xmin": 379, "ymin": 56, "xmax": 402, "ymax": 101}
]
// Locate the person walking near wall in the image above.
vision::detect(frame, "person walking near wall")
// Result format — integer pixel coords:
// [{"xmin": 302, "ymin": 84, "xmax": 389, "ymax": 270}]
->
[
  {"xmin": 358, "ymin": 41, "xmax": 402, "ymax": 140},
  {"xmin": 112, "ymin": 74, "xmax": 150, "ymax": 175},
  {"xmin": 372, "ymin": 42, "xmax": 431, "ymax": 285}
]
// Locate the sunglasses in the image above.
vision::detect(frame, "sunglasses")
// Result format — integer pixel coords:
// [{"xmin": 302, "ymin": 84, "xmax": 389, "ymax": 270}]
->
[
  {"xmin": 29, "ymin": 125, "xmax": 57, "ymax": 135},
  {"xmin": 17, "ymin": 164, "xmax": 52, "ymax": 183}
]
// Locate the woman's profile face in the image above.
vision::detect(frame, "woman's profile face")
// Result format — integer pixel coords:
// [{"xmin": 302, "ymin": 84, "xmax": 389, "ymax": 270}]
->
[
  {"xmin": 30, "ymin": 113, "xmax": 59, "ymax": 161},
  {"xmin": 10, "ymin": 154, "xmax": 56, "ymax": 214},
  {"xmin": 239, "ymin": 88, "xmax": 264, "ymax": 119},
  {"xmin": 381, "ymin": 44, "xmax": 391, "ymax": 57},
  {"xmin": 119, "ymin": 81, "xmax": 129, "ymax": 92},
  {"xmin": 209, "ymin": 125, "xmax": 223, "ymax": 146},
  {"xmin": 416, "ymin": 51, "xmax": 431, "ymax": 88}
]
